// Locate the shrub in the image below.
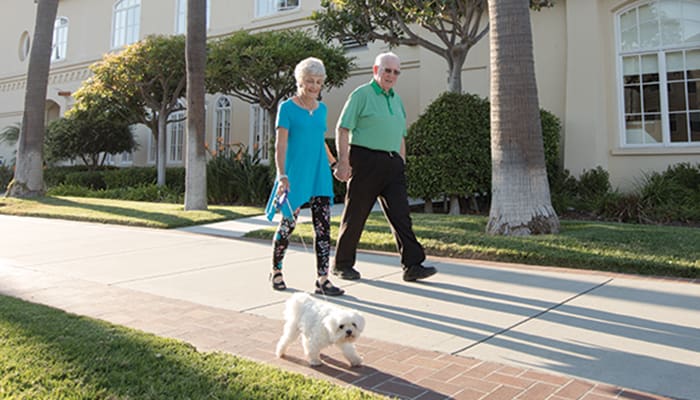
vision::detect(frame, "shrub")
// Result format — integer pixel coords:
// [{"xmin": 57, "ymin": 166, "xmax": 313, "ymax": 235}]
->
[
  {"xmin": 64, "ymin": 170, "xmax": 107, "ymax": 190},
  {"xmin": 0, "ymin": 164, "xmax": 13, "ymax": 191},
  {"xmin": 577, "ymin": 167, "xmax": 612, "ymax": 206},
  {"xmin": 551, "ymin": 163, "xmax": 700, "ymax": 226},
  {"xmin": 406, "ymin": 92, "xmax": 491, "ymax": 204},
  {"xmin": 636, "ymin": 163, "xmax": 700, "ymax": 223},
  {"xmin": 103, "ymin": 167, "xmax": 157, "ymax": 189},
  {"xmin": 47, "ymin": 183, "xmax": 182, "ymax": 203},
  {"xmin": 46, "ymin": 184, "xmax": 92, "ymax": 197},
  {"xmin": 406, "ymin": 92, "xmax": 561, "ymax": 212},
  {"xmin": 44, "ymin": 165, "xmax": 98, "ymax": 187},
  {"xmin": 206, "ymin": 144, "xmax": 272, "ymax": 205}
]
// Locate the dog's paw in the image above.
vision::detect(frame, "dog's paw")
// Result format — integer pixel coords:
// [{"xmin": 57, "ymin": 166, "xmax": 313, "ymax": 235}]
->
[
  {"xmin": 308, "ymin": 358, "xmax": 323, "ymax": 367},
  {"xmin": 349, "ymin": 356, "xmax": 363, "ymax": 367}
]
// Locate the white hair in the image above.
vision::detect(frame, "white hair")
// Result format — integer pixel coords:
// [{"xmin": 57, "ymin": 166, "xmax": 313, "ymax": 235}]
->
[
  {"xmin": 294, "ymin": 57, "xmax": 326, "ymax": 86},
  {"xmin": 374, "ymin": 52, "xmax": 400, "ymax": 68}
]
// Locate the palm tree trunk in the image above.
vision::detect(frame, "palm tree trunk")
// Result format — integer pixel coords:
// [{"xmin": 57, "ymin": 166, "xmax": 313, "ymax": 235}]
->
[
  {"xmin": 184, "ymin": 0, "xmax": 208, "ymax": 210},
  {"xmin": 7, "ymin": 0, "xmax": 59, "ymax": 198},
  {"xmin": 486, "ymin": 0, "xmax": 559, "ymax": 235}
]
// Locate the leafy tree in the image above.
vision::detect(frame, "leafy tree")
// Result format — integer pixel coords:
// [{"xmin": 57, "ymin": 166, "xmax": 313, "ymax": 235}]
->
[
  {"xmin": 312, "ymin": 0, "xmax": 552, "ymax": 93},
  {"xmin": 7, "ymin": 0, "xmax": 58, "ymax": 198},
  {"xmin": 73, "ymin": 35, "xmax": 187, "ymax": 186},
  {"xmin": 44, "ymin": 111, "xmax": 135, "ymax": 170},
  {"xmin": 184, "ymin": 0, "xmax": 208, "ymax": 210},
  {"xmin": 206, "ymin": 29, "xmax": 353, "ymax": 155},
  {"xmin": 486, "ymin": 0, "xmax": 559, "ymax": 236}
]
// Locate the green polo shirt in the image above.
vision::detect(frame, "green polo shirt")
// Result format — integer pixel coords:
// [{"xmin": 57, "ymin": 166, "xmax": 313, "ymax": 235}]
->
[{"xmin": 337, "ymin": 80, "xmax": 407, "ymax": 153}]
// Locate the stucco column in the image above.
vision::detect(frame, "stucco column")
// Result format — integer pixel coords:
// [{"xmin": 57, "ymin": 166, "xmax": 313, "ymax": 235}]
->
[{"xmin": 563, "ymin": 0, "xmax": 609, "ymax": 176}]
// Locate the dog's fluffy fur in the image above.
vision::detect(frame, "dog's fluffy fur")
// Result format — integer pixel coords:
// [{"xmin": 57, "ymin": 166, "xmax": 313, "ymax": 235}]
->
[{"xmin": 276, "ymin": 292, "xmax": 365, "ymax": 367}]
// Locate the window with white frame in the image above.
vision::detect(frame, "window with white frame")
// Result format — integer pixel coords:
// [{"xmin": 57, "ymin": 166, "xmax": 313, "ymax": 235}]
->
[
  {"xmin": 175, "ymin": 0, "xmax": 211, "ymax": 34},
  {"xmin": 104, "ymin": 151, "xmax": 133, "ymax": 165},
  {"xmin": 255, "ymin": 0, "xmax": 299, "ymax": 18},
  {"xmin": 215, "ymin": 96, "xmax": 232, "ymax": 149},
  {"xmin": 51, "ymin": 17, "xmax": 68, "ymax": 62},
  {"xmin": 617, "ymin": 0, "xmax": 700, "ymax": 146},
  {"xmin": 148, "ymin": 132, "xmax": 157, "ymax": 163},
  {"xmin": 250, "ymin": 104, "xmax": 271, "ymax": 163},
  {"xmin": 112, "ymin": 0, "xmax": 140, "ymax": 48},
  {"xmin": 168, "ymin": 111, "xmax": 185, "ymax": 163}
]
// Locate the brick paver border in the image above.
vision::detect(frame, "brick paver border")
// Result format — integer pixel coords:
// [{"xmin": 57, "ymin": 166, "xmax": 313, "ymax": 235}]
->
[{"xmin": 0, "ymin": 265, "xmax": 671, "ymax": 400}]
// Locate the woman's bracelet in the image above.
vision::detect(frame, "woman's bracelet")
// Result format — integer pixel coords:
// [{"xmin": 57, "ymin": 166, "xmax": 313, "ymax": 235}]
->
[
  {"xmin": 277, "ymin": 174, "xmax": 288, "ymax": 181},
  {"xmin": 330, "ymin": 161, "xmax": 337, "ymax": 168}
]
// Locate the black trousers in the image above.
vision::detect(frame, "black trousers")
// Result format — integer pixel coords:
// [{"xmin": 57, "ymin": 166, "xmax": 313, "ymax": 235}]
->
[{"xmin": 333, "ymin": 145, "xmax": 425, "ymax": 270}]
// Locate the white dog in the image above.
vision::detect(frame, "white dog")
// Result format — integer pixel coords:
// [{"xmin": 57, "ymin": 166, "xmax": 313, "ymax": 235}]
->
[{"xmin": 276, "ymin": 292, "xmax": 365, "ymax": 367}]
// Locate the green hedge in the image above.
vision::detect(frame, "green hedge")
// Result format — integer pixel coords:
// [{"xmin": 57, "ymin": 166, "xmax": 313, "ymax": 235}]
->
[{"xmin": 406, "ymin": 91, "xmax": 562, "ymax": 206}]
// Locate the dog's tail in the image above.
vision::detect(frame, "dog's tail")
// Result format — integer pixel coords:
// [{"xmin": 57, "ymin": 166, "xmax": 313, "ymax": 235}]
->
[{"xmin": 284, "ymin": 292, "xmax": 312, "ymax": 323}]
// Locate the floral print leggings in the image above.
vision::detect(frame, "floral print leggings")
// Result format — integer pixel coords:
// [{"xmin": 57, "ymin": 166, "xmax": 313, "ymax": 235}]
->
[{"xmin": 272, "ymin": 196, "xmax": 331, "ymax": 277}]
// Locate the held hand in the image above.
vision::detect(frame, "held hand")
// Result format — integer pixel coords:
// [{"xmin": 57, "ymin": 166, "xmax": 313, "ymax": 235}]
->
[{"xmin": 333, "ymin": 161, "xmax": 351, "ymax": 182}]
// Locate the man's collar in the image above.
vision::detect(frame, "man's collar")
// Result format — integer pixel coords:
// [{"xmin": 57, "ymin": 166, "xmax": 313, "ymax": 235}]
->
[{"xmin": 371, "ymin": 80, "xmax": 394, "ymax": 97}]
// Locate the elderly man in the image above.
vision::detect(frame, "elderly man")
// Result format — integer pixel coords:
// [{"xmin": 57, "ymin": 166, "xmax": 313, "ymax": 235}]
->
[{"xmin": 332, "ymin": 52, "xmax": 437, "ymax": 282}]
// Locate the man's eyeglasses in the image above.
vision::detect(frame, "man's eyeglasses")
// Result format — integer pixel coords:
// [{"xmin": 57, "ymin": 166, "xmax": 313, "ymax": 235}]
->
[{"xmin": 382, "ymin": 67, "xmax": 401, "ymax": 76}]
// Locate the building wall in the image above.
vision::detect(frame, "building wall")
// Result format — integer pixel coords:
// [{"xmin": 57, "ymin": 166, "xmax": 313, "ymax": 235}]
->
[{"xmin": 1, "ymin": 0, "xmax": 698, "ymax": 191}]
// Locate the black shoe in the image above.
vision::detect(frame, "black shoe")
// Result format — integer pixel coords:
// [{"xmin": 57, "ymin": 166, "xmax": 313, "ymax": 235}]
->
[
  {"xmin": 315, "ymin": 279, "xmax": 345, "ymax": 296},
  {"xmin": 331, "ymin": 266, "xmax": 361, "ymax": 280},
  {"xmin": 270, "ymin": 271, "xmax": 287, "ymax": 291},
  {"xmin": 403, "ymin": 264, "xmax": 437, "ymax": 282}
]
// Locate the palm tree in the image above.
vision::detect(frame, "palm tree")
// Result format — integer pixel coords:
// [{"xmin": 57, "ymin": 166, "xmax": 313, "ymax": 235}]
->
[
  {"xmin": 183, "ymin": 0, "xmax": 208, "ymax": 210},
  {"xmin": 7, "ymin": 0, "xmax": 59, "ymax": 198},
  {"xmin": 486, "ymin": 0, "xmax": 559, "ymax": 235}
]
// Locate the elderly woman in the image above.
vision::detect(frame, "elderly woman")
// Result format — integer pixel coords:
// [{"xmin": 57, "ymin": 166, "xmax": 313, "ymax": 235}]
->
[{"xmin": 264, "ymin": 57, "xmax": 344, "ymax": 296}]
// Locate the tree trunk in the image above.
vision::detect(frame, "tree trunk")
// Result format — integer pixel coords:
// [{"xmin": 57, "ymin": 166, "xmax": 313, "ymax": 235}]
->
[
  {"xmin": 7, "ymin": 0, "xmax": 58, "ymax": 198},
  {"xmin": 446, "ymin": 49, "xmax": 467, "ymax": 94},
  {"xmin": 448, "ymin": 195, "xmax": 461, "ymax": 215},
  {"xmin": 423, "ymin": 198, "xmax": 433, "ymax": 213},
  {"xmin": 184, "ymin": 0, "xmax": 208, "ymax": 210},
  {"xmin": 486, "ymin": 0, "xmax": 559, "ymax": 236},
  {"xmin": 157, "ymin": 112, "xmax": 168, "ymax": 186}
]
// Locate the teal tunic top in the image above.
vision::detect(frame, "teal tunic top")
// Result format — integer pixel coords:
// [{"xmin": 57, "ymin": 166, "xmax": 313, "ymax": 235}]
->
[
  {"xmin": 265, "ymin": 98, "xmax": 334, "ymax": 220},
  {"xmin": 338, "ymin": 80, "xmax": 407, "ymax": 153}
]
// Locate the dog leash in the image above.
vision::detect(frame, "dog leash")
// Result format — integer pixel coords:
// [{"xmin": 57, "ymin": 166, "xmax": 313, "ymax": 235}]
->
[{"xmin": 278, "ymin": 191, "xmax": 309, "ymax": 253}]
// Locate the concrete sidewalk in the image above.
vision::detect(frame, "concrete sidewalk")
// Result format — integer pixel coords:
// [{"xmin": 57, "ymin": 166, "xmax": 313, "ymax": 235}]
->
[{"xmin": 1, "ymin": 213, "xmax": 698, "ymax": 400}]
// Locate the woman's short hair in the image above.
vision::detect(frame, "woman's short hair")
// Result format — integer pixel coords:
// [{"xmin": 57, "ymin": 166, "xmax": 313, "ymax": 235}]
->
[{"xmin": 294, "ymin": 57, "xmax": 326, "ymax": 85}]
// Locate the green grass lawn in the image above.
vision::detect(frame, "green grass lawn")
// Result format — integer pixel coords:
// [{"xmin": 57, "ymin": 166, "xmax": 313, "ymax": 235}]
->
[
  {"xmin": 0, "ymin": 295, "xmax": 385, "ymax": 400},
  {"xmin": 246, "ymin": 213, "xmax": 700, "ymax": 279},
  {"xmin": 0, "ymin": 196, "xmax": 262, "ymax": 228}
]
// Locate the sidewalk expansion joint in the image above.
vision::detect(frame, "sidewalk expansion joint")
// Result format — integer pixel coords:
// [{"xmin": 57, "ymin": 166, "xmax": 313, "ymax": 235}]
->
[
  {"xmin": 109, "ymin": 256, "xmax": 270, "ymax": 285},
  {"xmin": 450, "ymin": 277, "xmax": 615, "ymax": 355}
]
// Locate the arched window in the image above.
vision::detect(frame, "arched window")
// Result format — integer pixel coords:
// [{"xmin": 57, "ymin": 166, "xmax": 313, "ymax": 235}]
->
[
  {"xmin": 250, "ymin": 104, "xmax": 271, "ymax": 163},
  {"xmin": 112, "ymin": 0, "xmax": 140, "ymax": 48},
  {"xmin": 51, "ymin": 17, "xmax": 68, "ymax": 62},
  {"xmin": 168, "ymin": 110, "xmax": 185, "ymax": 163},
  {"xmin": 215, "ymin": 96, "xmax": 232, "ymax": 149},
  {"xmin": 617, "ymin": 0, "xmax": 700, "ymax": 146}
]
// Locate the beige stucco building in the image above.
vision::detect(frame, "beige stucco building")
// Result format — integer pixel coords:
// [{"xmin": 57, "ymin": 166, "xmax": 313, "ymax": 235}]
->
[{"xmin": 1, "ymin": 0, "xmax": 698, "ymax": 191}]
